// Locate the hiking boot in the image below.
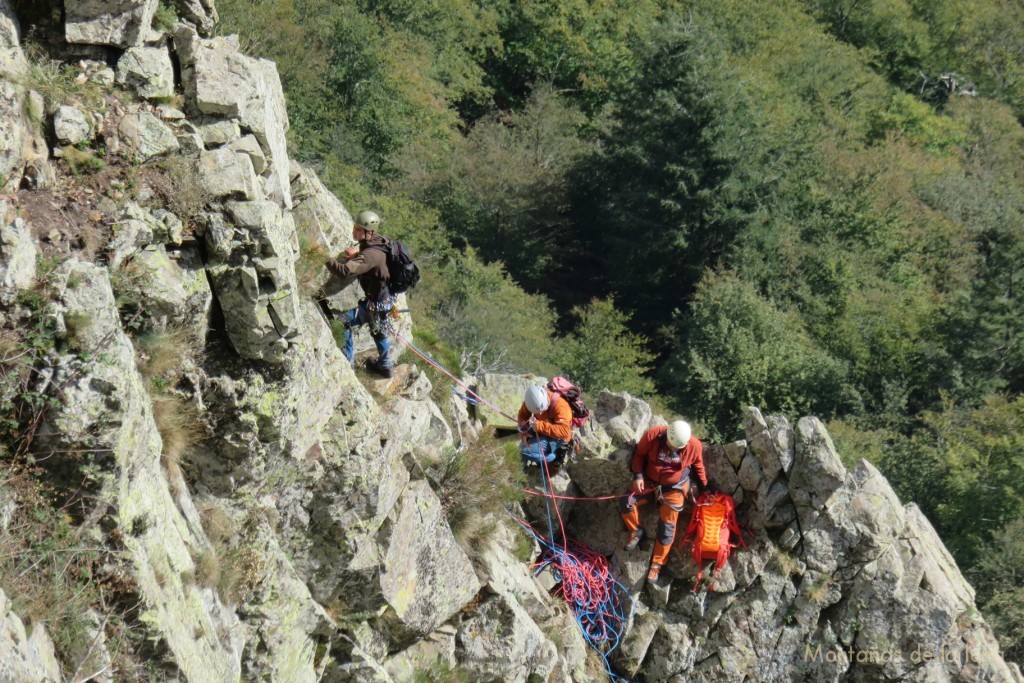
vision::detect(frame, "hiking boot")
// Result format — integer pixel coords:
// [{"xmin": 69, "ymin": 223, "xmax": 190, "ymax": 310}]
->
[
  {"xmin": 647, "ymin": 563, "xmax": 662, "ymax": 583},
  {"xmin": 624, "ymin": 527, "xmax": 645, "ymax": 551},
  {"xmin": 366, "ymin": 358, "xmax": 393, "ymax": 378}
]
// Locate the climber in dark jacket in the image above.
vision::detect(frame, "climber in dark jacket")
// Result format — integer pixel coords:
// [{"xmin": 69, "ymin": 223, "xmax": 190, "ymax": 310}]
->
[{"xmin": 325, "ymin": 210, "xmax": 393, "ymax": 378}]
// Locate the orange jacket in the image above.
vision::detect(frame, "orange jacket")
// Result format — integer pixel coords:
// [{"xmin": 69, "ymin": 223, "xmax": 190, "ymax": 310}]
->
[
  {"xmin": 517, "ymin": 389, "xmax": 573, "ymax": 442},
  {"xmin": 631, "ymin": 425, "xmax": 707, "ymax": 488}
]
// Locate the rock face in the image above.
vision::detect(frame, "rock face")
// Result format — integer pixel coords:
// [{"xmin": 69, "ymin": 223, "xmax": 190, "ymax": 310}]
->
[
  {"xmin": 0, "ymin": 588, "xmax": 61, "ymax": 683},
  {"xmin": 5, "ymin": 2, "xmax": 1022, "ymax": 681},
  {"xmin": 65, "ymin": 0, "xmax": 159, "ymax": 47},
  {"xmin": 39, "ymin": 262, "xmax": 245, "ymax": 682},
  {"xmin": 175, "ymin": 25, "xmax": 292, "ymax": 208}
]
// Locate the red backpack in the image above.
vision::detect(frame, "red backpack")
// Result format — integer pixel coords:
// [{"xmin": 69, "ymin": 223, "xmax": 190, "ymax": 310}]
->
[
  {"xmin": 547, "ymin": 376, "xmax": 590, "ymax": 428},
  {"xmin": 682, "ymin": 491, "xmax": 745, "ymax": 590}
]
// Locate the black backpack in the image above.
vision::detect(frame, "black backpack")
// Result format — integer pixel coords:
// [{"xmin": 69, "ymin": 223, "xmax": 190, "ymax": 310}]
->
[{"xmin": 373, "ymin": 240, "xmax": 420, "ymax": 294}]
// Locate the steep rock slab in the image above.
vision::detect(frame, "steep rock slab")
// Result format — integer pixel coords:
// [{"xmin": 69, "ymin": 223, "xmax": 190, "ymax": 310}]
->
[
  {"xmin": 456, "ymin": 593, "xmax": 557, "ymax": 682},
  {"xmin": 206, "ymin": 200, "xmax": 300, "ymax": 362},
  {"xmin": 291, "ymin": 164, "xmax": 353, "ymax": 250},
  {"xmin": 174, "ymin": 25, "xmax": 291, "ymax": 207},
  {"xmin": 299, "ymin": 416, "xmax": 407, "ymax": 606},
  {"xmin": 0, "ymin": 202, "xmax": 35, "ymax": 303},
  {"xmin": 1, "ymin": 7, "xmax": 49, "ymax": 193},
  {"xmin": 65, "ymin": 0, "xmax": 158, "ymax": 47},
  {"xmin": 378, "ymin": 398, "xmax": 453, "ymax": 459},
  {"xmin": 237, "ymin": 520, "xmax": 334, "ymax": 682},
  {"xmin": 380, "ymin": 480, "xmax": 481, "ymax": 637},
  {"xmin": 41, "ymin": 262, "xmax": 244, "ymax": 680},
  {"xmin": 0, "ymin": 588, "xmax": 61, "ymax": 683}
]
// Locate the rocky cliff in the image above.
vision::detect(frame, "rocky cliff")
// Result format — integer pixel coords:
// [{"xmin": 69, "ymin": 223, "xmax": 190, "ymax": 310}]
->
[{"xmin": 0, "ymin": 1, "xmax": 1022, "ymax": 681}]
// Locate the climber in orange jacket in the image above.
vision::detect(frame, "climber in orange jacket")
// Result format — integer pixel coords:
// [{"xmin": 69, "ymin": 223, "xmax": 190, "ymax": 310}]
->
[
  {"xmin": 517, "ymin": 385, "xmax": 573, "ymax": 468},
  {"xmin": 620, "ymin": 420, "xmax": 707, "ymax": 582}
]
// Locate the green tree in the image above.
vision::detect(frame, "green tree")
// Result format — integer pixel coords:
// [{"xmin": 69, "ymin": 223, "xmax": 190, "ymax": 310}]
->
[
  {"xmin": 556, "ymin": 298, "xmax": 655, "ymax": 396},
  {"xmin": 409, "ymin": 86, "xmax": 594, "ymax": 284},
  {"xmin": 973, "ymin": 515, "xmax": 1024, "ymax": 663},
  {"xmin": 663, "ymin": 272, "xmax": 850, "ymax": 438}
]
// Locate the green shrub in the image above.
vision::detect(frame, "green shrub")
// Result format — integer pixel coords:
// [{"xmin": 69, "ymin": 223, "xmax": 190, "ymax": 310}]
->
[{"xmin": 437, "ymin": 437, "xmax": 525, "ymax": 551}]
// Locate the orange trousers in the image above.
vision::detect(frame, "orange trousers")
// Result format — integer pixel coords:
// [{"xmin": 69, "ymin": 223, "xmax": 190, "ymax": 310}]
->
[{"xmin": 620, "ymin": 484, "xmax": 689, "ymax": 567}]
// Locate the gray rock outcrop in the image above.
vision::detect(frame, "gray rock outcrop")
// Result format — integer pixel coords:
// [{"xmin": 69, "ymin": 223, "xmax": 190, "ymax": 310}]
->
[
  {"xmin": 65, "ymin": 0, "xmax": 159, "ymax": 47},
  {"xmin": 0, "ymin": 588, "xmax": 61, "ymax": 683}
]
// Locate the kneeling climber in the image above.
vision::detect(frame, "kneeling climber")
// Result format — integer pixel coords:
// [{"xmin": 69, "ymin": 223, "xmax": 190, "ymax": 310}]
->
[
  {"xmin": 517, "ymin": 385, "xmax": 572, "ymax": 471},
  {"xmin": 620, "ymin": 420, "xmax": 707, "ymax": 582}
]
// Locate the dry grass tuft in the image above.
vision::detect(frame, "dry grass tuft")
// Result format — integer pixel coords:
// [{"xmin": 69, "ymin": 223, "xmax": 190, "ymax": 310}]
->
[
  {"xmin": 194, "ymin": 550, "xmax": 221, "ymax": 589},
  {"xmin": 437, "ymin": 434, "xmax": 525, "ymax": 552},
  {"xmin": 295, "ymin": 234, "xmax": 330, "ymax": 298},
  {"xmin": 151, "ymin": 393, "xmax": 202, "ymax": 471}
]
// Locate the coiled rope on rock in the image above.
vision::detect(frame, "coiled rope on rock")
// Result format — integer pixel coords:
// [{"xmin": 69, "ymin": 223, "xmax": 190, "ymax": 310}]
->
[{"xmin": 392, "ymin": 333, "xmax": 635, "ymax": 681}]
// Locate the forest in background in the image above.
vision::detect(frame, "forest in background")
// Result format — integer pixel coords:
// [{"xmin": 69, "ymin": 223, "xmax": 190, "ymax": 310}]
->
[{"xmin": 216, "ymin": 0, "xmax": 1024, "ymax": 662}]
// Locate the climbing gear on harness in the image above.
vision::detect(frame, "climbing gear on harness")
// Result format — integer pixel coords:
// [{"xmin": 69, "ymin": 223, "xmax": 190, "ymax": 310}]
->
[
  {"xmin": 365, "ymin": 292, "xmax": 398, "ymax": 337},
  {"xmin": 624, "ymin": 526, "xmax": 645, "ymax": 551},
  {"xmin": 667, "ymin": 420, "xmax": 691, "ymax": 450},
  {"xmin": 681, "ymin": 491, "xmax": 745, "ymax": 591}
]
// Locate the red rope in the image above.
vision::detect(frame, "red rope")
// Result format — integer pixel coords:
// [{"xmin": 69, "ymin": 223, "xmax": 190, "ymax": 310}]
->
[{"xmin": 524, "ymin": 489, "xmax": 630, "ymax": 501}]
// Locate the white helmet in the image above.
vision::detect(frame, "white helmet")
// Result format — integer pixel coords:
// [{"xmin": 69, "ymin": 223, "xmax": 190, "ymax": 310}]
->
[
  {"xmin": 667, "ymin": 420, "xmax": 691, "ymax": 450},
  {"xmin": 524, "ymin": 386, "xmax": 550, "ymax": 414},
  {"xmin": 355, "ymin": 210, "xmax": 381, "ymax": 232}
]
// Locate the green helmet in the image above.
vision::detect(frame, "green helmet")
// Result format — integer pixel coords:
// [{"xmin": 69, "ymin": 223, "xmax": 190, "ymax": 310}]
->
[{"xmin": 355, "ymin": 210, "xmax": 381, "ymax": 232}]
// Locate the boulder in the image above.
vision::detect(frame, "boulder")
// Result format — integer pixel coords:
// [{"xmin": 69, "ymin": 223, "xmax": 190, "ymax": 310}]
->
[
  {"xmin": 0, "ymin": 205, "xmax": 35, "ymax": 304},
  {"xmin": 119, "ymin": 111, "xmax": 180, "ymax": 161},
  {"xmin": 199, "ymin": 147, "xmax": 259, "ymax": 200},
  {"xmin": 123, "ymin": 245, "xmax": 212, "ymax": 336},
  {"xmin": 380, "ymin": 480, "xmax": 481, "ymax": 637},
  {"xmin": 229, "ymin": 134, "xmax": 267, "ymax": 174},
  {"xmin": 790, "ymin": 417, "xmax": 846, "ymax": 512},
  {"xmin": 171, "ymin": 0, "xmax": 218, "ymax": 35},
  {"xmin": 107, "ymin": 201, "xmax": 163, "ymax": 268},
  {"xmin": 473, "ymin": 373, "xmax": 544, "ymax": 430},
  {"xmin": 65, "ymin": 0, "xmax": 159, "ymax": 47},
  {"xmin": 203, "ymin": 200, "xmax": 301, "ymax": 362},
  {"xmin": 378, "ymin": 398, "xmax": 453, "ymax": 459},
  {"xmin": 54, "ymin": 105, "xmax": 93, "ymax": 145},
  {"xmin": 116, "ymin": 47, "xmax": 175, "ymax": 98},
  {"xmin": 457, "ymin": 593, "xmax": 557, "ymax": 682},
  {"xmin": 0, "ymin": 588, "xmax": 61, "ymax": 683},
  {"xmin": 593, "ymin": 390, "xmax": 652, "ymax": 448},
  {"xmin": 197, "ymin": 117, "xmax": 241, "ymax": 146}
]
